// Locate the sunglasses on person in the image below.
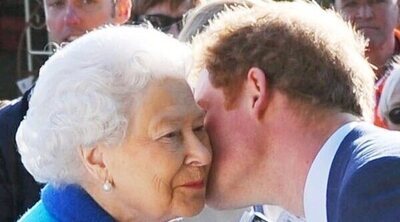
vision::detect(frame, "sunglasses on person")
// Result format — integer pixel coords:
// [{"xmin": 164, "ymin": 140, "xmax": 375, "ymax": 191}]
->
[
  {"xmin": 389, "ymin": 107, "xmax": 400, "ymax": 124},
  {"xmin": 134, "ymin": 14, "xmax": 183, "ymax": 33}
]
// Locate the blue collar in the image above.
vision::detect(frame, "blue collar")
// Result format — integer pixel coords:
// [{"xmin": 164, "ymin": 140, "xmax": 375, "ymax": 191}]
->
[{"xmin": 41, "ymin": 184, "xmax": 115, "ymax": 222}]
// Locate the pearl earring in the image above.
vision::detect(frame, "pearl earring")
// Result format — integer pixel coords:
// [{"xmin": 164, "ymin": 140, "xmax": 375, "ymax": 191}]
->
[{"xmin": 103, "ymin": 180, "xmax": 112, "ymax": 192}]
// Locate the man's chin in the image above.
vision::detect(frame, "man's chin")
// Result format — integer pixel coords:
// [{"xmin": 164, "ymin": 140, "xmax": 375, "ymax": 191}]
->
[
  {"xmin": 205, "ymin": 186, "xmax": 229, "ymax": 210},
  {"xmin": 205, "ymin": 187, "xmax": 242, "ymax": 210},
  {"xmin": 205, "ymin": 198, "xmax": 231, "ymax": 210},
  {"xmin": 362, "ymin": 34, "xmax": 385, "ymax": 49},
  {"xmin": 205, "ymin": 171, "xmax": 243, "ymax": 210},
  {"xmin": 206, "ymin": 198, "xmax": 250, "ymax": 211}
]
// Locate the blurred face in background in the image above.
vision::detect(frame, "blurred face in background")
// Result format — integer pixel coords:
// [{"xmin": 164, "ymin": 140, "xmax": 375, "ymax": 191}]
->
[
  {"xmin": 381, "ymin": 78, "xmax": 400, "ymax": 130},
  {"xmin": 44, "ymin": 0, "xmax": 131, "ymax": 44},
  {"xmin": 385, "ymin": 85, "xmax": 400, "ymax": 130},
  {"xmin": 334, "ymin": 0, "xmax": 400, "ymax": 49},
  {"xmin": 134, "ymin": 0, "xmax": 196, "ymax": 38}
]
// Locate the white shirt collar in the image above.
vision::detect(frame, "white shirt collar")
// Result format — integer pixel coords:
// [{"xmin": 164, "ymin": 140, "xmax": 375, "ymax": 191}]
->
[{"xmin": 303, "ymin": 122, "xmax": 359, "ymax": 222}]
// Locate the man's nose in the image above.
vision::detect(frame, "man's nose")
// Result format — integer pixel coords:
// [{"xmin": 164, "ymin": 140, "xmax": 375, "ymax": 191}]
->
[
  {"xmin": 64, "ymin": 5, "xmax": 81, "ymax": 26},
  {"xmin": 356, "ymin": 4, "xmax": 373, "ymax": 19}
]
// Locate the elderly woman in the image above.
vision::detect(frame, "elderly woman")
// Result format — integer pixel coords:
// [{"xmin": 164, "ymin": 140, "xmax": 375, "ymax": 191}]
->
[
  {"xmin": 16, "ymin": 26, "xmax": 211, "ymax": 221},
  {"xmin": 379, "ymin": 62, "xmax": 400, "ymax": 131}
]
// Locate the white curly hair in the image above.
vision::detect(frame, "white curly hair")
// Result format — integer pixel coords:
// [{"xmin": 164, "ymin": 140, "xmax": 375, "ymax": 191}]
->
[{"xmin": 16, "ymin": 25, "xmax": 192, "ymax": 186}]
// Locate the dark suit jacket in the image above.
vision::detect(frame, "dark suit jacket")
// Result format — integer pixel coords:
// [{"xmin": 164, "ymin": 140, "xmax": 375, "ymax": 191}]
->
[
  {"xmin": 0, "ymin": 89, "xmax": 41, "ymax": 222},
  {"xmin": 327, "ymin": 123, "xmax": 400, "ymax": 222}
]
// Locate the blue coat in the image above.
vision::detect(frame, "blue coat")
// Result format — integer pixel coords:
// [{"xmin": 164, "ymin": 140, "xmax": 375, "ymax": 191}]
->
[
  {"xmin": 327, "ymin": 123, "xmax": 400, "ymax": 221},
  {"xmin": 18, "ymin": 185, "xmax": 114, "ymax": 222}
]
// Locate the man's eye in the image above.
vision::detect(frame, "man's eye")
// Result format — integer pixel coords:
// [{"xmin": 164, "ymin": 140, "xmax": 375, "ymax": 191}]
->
[
  {"xmin": 47, "ymin": 0, "xmax": 65, "ymax": 7},
  {"xmin": 82, "ymin": 0, "xmax": 96, "ymax": 4},
  {"xmin": 389, "ymin": 107, "xmax": 400, "ymax": 124},
  {"xmin": 344, "ymin": 1, "xmax": 358, "ymax": 7},
  {"xmin": 369, "ymin": 0, "xmax": 386, "ymax": 4}
]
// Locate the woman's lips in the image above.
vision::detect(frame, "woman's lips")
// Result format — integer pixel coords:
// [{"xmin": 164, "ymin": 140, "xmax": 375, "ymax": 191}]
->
[{"xmin": 180, "ymin": 180, "xmax": 205, "ymax": 189}]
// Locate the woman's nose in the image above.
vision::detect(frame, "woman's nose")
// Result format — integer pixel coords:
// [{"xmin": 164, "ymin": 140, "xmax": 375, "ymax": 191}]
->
[{"xmin": 184, "ymin": 135, "xmax": 212, "ymax": 167}]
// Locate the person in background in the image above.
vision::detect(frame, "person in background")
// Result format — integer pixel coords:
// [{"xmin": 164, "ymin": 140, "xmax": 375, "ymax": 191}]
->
[
  {"xmin": 332, "ymin": 0, "xmax": 400, "ymax": 127},
  {"xmin": 192, "ymin": 1, "xmax": 400, "ymax": 221},
  {"xmin": 0, "ymin": 0, "xmax": 132, "ymax": 221},
  {"xmin": 131, "ymin": 0, "xmax": 200, "ymax": 38},
  {"xmin": 17, "ymin": 25, "xmax": 211, "ymax": 222},
  {"xmin": 379, "ymin": 59, "xmax": 400, "ymax": 131},
  {"xmin": 178, "ymin": 0, "xmax": 257, "ymax": 42},
  {"xmin": 45, "ymin": 0, "xmax": 131, "ymax": 44}
]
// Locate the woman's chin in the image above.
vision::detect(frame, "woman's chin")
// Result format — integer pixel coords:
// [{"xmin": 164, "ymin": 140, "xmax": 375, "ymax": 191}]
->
[{"xmin": 178, "ymin": 201, "xmax": 205, "ymax": 217}]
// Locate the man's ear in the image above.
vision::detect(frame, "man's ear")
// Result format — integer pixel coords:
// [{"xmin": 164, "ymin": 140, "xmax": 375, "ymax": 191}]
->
[
  {"xmin": 114, "ymin": 0, "xmax": 132, "ymax": 24},
  {"xmin": 78, "ymin": 145, "xmax": 109, "ymax": 182},
  {"xmin": 246, "ymin": 67, "xmax": 269, "ymax": 119}
]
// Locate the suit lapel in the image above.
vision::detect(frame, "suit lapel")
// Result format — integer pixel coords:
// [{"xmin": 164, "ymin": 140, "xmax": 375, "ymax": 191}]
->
[{"xmin": 326, "ymin": 125, "xmax": 366, "ymax": 221}]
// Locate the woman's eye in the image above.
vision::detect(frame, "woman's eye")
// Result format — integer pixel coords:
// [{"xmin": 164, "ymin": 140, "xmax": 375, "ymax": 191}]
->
[
  {"xmin": 194, "ymin": 125, "xmax": 205, "ymax": 132},
  {"xmin": 163, "ymin": 131, "xmax": 179, "ymax": 139},
  {"xmin": 193, "ymin": 125, "xmax": 207, "ymax": 139}
]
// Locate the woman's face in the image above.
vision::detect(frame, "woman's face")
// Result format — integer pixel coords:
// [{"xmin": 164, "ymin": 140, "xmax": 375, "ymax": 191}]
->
[{"xmin": 104, "ymin": 78, "xmax": 211, "ymax": 221}]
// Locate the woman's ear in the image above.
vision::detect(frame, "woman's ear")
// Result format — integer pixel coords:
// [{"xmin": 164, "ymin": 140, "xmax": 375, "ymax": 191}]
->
[
  {"xmin": 78, "ymin": 145, "xmax": 108, "ymax": 182},
  {"xmin": 246, "ymin": 67, "xmax": 269, "ymax": 120}
]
